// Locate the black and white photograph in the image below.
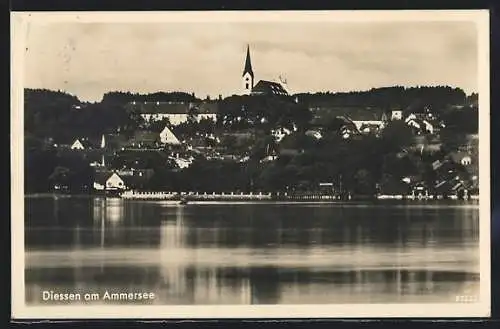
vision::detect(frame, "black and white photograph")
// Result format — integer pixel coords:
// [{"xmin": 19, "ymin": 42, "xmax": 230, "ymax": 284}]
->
[{"xmin": 11, "ymin": 10, "xmax": 490, "ymax": 318}]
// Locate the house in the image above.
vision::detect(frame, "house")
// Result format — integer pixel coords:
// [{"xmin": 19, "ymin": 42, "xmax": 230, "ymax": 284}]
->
[
  {"xmin": 422, "ymin": 120, "xmax": 434, "ymax": 134},
  {"xmin": 93, "ymin": 171, "xmax": 127, "ymax": 191},
  {"xmin": 194, "ymin": 102, "xmax": 219, "ymax": 122},
  {"xmin": 271, "ymin": 127, "xmax": 292, "ymax": 142},
  {"xmin": 434, "ymin": 177, "xmax": 470, "ymax": 199},
  {"xmin": 169, "ymin": 155, "xmax": 193, "ymax": 169},
  {"xmin": 333, "ymin": 116, "xmax": 359, "ymax": 139},
  {"xmin": 405, "ymin": 113, "xmax": 436, "ymax": 134},
  {"xmin": 391, "ymin": 109, "xmax": 403, "ymax": 120},
  {"xmin": 305, "ymin": 129, "xmax": 323, "ymax": 140},
  {"xmin": 449, "ymin": 150, "xmax": 477, "ymax": 181},
  {"xmin": 342, "ymin": 109, "xmax": 388, "ymax": 132},
  {"xmin": 126, "ymin": 101, "xmax": 218, "ymax": 126},
  {"xmin": 409, "ymin": 182, "xmax": 430, "ymax": 199},
  {"xmin": 160, "ymin": 126, "xmax": 181, "ymax": 145},
  {"xmin": 358, "ymin": 123, "xmax": 382, "ymax": 134},
  {"xmin": 126, "ymin": 101, "xmax": 190, "ymax": 124},
  {"xmin": 450, "ymin": 151, "xmax": 473, "ymax": 166},
  {"xmin": 70, "ymin": 139, "xmax": 89, "ymax": 150},
  {"xmin": 318, "ymin": 182, "xmax": 336, "ymax": 195}
]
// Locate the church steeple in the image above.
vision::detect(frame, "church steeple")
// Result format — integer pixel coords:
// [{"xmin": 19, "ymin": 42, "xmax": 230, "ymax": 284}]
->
[
  {"xmin": 241, "ymin": 45, "xmax": 255, "ymax": 95},
  {"xmin": 243, "ymin": 44, "xmax": 254, "ymax": 78}
]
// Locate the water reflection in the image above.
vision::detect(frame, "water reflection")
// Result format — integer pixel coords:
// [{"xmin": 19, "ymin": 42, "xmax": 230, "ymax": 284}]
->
[{"xmin": 25, "ymin": 197, "xmax": 480, "ymax": 305}]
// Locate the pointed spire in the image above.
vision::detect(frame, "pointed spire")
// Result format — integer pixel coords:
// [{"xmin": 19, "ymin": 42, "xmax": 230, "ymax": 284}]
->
[{"xmin": 242, "ymin": 44, "xmax": 254, "ymax": 78}]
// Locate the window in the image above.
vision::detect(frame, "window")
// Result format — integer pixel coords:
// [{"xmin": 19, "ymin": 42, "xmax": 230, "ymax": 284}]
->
[
  {"xmin": 246, "ymin": 83, "xmax": 249, "ymax": 89},
  {"xmin": 246, "ymin": 77, "xmax": 249, "ymax": 82}
]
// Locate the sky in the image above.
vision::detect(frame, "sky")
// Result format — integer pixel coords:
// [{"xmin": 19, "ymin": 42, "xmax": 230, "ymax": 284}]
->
[{"xmin": 23, "ymin": 20, "xmax": 479, "ymax": 102}]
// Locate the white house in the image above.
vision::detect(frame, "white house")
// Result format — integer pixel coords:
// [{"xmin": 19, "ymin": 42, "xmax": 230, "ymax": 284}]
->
[
  {"xmin": 451, "ymin": 152, "xmax": 473, "ymax": 167},
  {"xmin": 407, "ymin": 119, "xmax": 421, "ymax": 130},
  {"xmin": 71, "ymin": 139, "xmax": 86, "ymax": 150},
  {"xmin": 405, "ymin": 114, "xmax": 435, "ymax": 134},
  {"xmin": 196, "ymin": 113, "xmax": 218, "ymax": 122},
  {"xmin": 461, "ymin": 156, "xmax": 472, "ymax": 166},
  {"xmin": 105, "ymin": 173, "xmax": 126, "ymax": 191},
  {"xmin": 141, "ymin": 113, "xmax": 189, "ymax": 125},
  {"xmin": 391, "ymin": 110, "xmax": 403, "ymax": 120},
  {"xmin": 422, "ymin": 120, "xmax": 434, "ymax": 134},
  {"xmin": 405, "ymin": 113, "xmax": 417, "ymax": 123},
  {"xmin": 94, "ymin": 172, "xmax": 126, "ymax": 191},
  {"xmin": 169, "ymin": 155, "xmax": 193, "ymax": 169},
  {"xmin": 271, "ymin": 127, "xmax": 292, "ymax": 143},
  {"xmin": 131, "ymin": 100, "xmax": 218, "ymax": 126},
  {"xmin": 160, "ymin": 126, "xmax": 181, "ymax": 145}
]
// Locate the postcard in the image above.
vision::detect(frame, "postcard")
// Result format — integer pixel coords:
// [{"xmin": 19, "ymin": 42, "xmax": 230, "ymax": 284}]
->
[{"xmin": 11, "ymin": 10, "xmax": 491, "ymax": 319}]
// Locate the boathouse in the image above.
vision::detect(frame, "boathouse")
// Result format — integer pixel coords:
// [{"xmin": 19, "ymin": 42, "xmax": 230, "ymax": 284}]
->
[{"xmin": 93, "ymin": 171, "xmax": 127, "ymax": 192}]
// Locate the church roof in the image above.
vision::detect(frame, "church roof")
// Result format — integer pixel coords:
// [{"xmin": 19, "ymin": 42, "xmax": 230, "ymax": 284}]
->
[
  {"xmin": 242, "ymin": 45, "xmax": 254, "ymax": 78},
  {"xmin": 252, "ymin": 80, "xmax": 288, "ymax": 96}
]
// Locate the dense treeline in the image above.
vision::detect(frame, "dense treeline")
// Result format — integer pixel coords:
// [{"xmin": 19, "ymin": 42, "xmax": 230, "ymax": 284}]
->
[
  {"xmin": 294, "ymin": 86, "xmax": 468, "ymax": 114},
  {"xmin": 101, "ymin": 91, "xmax": 201, "ymax": 104},
  {"xmin": 25, "ymin": 89, "xmax": 144, "ymax": 143}
]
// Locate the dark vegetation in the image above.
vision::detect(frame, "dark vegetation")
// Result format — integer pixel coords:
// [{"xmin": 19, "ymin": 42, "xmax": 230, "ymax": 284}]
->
[{"xmin": 23, "ymin": 87, "xmax": 478, "ymax": 194}]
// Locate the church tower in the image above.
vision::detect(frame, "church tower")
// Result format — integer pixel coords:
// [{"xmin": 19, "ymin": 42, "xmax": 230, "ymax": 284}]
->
[{"xmin": 242, "ymin": 45, "xmax": 254, "ymax": 95}]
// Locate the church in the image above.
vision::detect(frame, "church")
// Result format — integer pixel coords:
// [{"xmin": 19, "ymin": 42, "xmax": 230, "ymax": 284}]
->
[{"xmin": 241, "ymin": 45, "xmax": 289, "ymax": 96}]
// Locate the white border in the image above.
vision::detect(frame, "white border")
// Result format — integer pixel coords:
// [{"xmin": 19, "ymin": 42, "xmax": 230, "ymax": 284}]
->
[{"xmin": 11, "ymin": 10, "xmax": 491, "ymax": 319}]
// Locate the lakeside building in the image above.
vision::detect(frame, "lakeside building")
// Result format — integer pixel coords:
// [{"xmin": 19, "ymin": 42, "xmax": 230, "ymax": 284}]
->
[
  {"xmin": 126, "ymin": 101, "xmax": 218, "ymax": 126},
  {"xmin": 94, "ymin": 171, "xmax": 126, "ymax": 192}
]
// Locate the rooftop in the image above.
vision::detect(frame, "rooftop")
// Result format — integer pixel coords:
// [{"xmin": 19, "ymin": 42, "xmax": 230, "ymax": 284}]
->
[{"xmin": 126, "ymin": 101, "xmax": 219, "ymax": 114}]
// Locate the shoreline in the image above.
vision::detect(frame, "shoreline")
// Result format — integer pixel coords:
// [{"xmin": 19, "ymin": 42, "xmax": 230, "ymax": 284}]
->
[{"xmin": 25, "ymin": 192, "xmax": 480, "ymax": 204}]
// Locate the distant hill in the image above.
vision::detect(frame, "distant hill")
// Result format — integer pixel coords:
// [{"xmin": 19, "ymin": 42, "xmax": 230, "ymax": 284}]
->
[
  {"xmin": 101, "ymin": 91, "xmax": 202, "ymax": 104},
  {"xmin": 293, "ymin": 86, "xmax": 468, "ymax": 113}
]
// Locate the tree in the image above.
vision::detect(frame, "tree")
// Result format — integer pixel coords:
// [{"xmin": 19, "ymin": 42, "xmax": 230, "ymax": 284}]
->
[
  {"xmin": 380, "ymin": 121, "xmax": 414, "ymax": 152},
  {"xmin": 439, "ymin": 128, "xmax": 468, "ymax": 153}
]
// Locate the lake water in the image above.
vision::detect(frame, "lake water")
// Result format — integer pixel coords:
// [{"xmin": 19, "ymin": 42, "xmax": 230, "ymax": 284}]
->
[{"xmin": 24, "ymin": 196, "xmax": 480, "ymax": 305}]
